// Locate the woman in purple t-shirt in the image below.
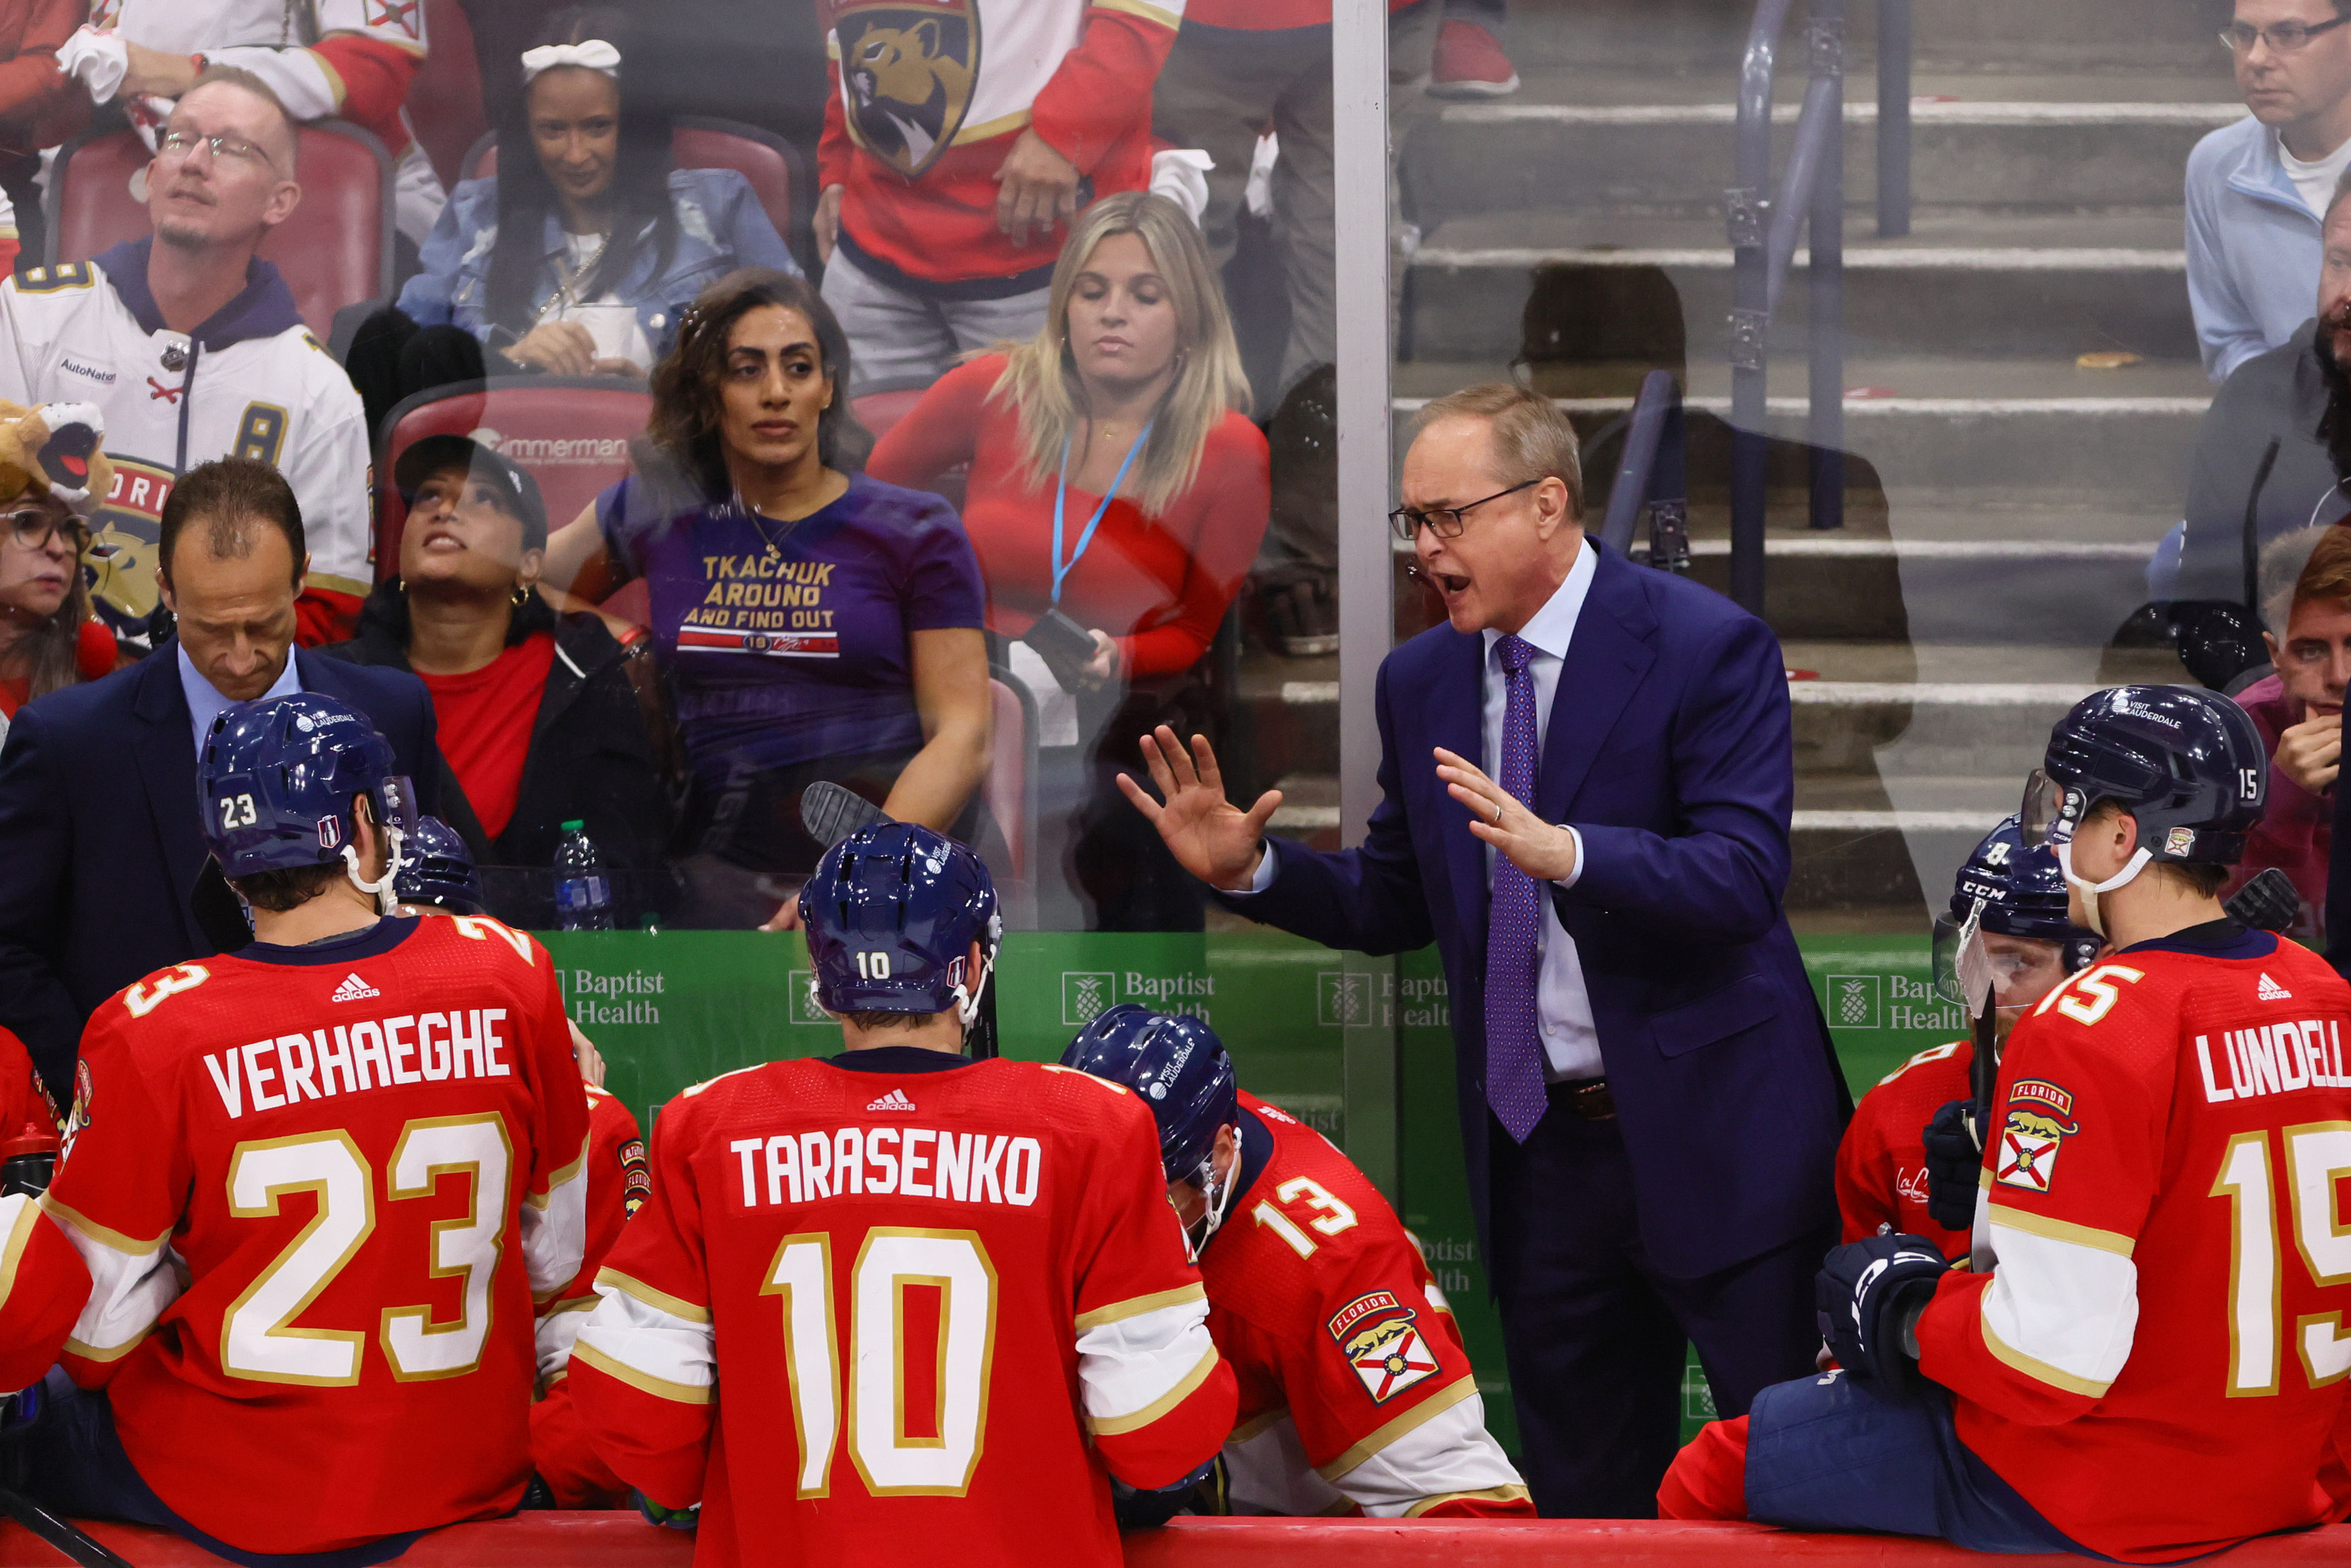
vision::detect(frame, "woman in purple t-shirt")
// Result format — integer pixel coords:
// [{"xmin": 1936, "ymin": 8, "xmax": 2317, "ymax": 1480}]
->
[{"xmin": 543, "ymin": 269, "xmax": 991, "ymax": 926}]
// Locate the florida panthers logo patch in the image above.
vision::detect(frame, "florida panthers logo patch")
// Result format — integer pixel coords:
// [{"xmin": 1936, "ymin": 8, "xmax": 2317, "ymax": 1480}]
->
[
  {"xmin": 1328, "ymin": 1291, "xmax": 1440, "ymax": 1404},
  {"xmin": 1996, "ymin": 1081, "xmax": 2080, "ymax": 1194},
  {"xmin": 618, "ymin": 1138, "xmax": 651, "ymax": 1218},
  {"xmin": 833, "ymin": 0, "xmax": 977, "ymax": 178},
  {"xmin": 60, "ymin": 1059, "xmax": 92, "ymax": 1164}
]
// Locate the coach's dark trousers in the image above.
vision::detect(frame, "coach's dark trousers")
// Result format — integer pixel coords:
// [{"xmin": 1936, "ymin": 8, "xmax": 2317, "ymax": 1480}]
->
[{"xmin": 1488, "ymin": 1080, "xmax": 1834, "ymax": 1518}]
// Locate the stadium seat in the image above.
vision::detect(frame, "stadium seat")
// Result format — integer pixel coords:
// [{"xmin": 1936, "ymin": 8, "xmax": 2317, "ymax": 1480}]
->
[
  {"xmin": 375, "ymin": 377, "xmax": 648, "ymax": 582},
  {"xmin": 410, "ymin": 0, "xmax": 493, "ymax": 194},
  {"xmin": 4, "ymin": 1516, "xmax": 2347, "ymax": 1566},
  {"xmin": 464, "ymin": 118, "xmax": 814, "ymax": 272},
  {"xmin": 45, "ymin": 120, "xmax": 396, "ymax": 337},
  {"xmin": 988, "ymin": 674, "xmax": 1039, "ymax": 930},
  {"xmin": 852, "ymin": 389, "xmax": 926, "ymax": 442}
]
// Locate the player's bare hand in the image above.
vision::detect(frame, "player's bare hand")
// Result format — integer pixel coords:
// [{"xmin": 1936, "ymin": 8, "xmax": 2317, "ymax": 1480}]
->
[
  {"xmin": 567, "ymin": 1020, "xmax": 607, "ymax": 1088},
  {"xmin": 2275, "ymin": 711, "xmax": 2342, "ymax": 795},
  {"xmin": 120, "ymin": 38, "xmax": 198, "ymax": 98},
  {"xmin": 993, "ymin": 129, "xmax": 1080, "ymax": 248},
  {"xmin": 502, "ymin": 321, "xmax": 598, "ymax": 378},
  {"xmin": 1435, "ymin": 747, "xmax": 1579, "ymax": 883},
  {"xmin": 815, "ymin": 183, "xmax": 844, "ymax": 265},
  {"xmin": 1077, "ymin": 629, "xmax": 1120, "ymax": 691},
  {"xmin": 760, "ymin": 897, "xmax": 805, "ymax": 933},
  {"xmin": 1117, "ymin": 725, "xmax": 1281, "ymax": 892}
]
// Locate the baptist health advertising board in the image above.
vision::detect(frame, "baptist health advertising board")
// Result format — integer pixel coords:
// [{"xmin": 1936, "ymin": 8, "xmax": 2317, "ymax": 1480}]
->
[{"xmin": 543, "ymin": 928, "xmax": 1962, "ymax": 1449}]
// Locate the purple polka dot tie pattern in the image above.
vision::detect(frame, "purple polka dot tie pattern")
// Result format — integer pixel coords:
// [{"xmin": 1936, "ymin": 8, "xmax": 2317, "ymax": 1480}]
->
[{"xmin": 1484, "ymin": 633, "xmax": 1547, "ymax": 1142}]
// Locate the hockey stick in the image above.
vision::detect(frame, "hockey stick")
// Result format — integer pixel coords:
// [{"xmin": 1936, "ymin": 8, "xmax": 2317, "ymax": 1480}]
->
[
  {"xmin": 798, "ymin": 781, "xmax": 890, "ymax": 851},
  {"xmin": 0, "ymin": 1489, "xmax": 136, "ymax": 1568}
]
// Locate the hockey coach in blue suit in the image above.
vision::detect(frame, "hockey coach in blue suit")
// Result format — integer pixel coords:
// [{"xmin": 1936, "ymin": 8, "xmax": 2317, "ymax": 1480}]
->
[{"xmin": 1120, "ymin": 383, "xmax": 1847, "ymax": 1520}]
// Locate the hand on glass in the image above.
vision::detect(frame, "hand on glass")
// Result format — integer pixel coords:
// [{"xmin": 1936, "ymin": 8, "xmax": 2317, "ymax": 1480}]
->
[
  {"xmin": 1433, "ymin": 747, "xmax": 1578, "ymax": 883},
  {"xmin": 567, "ymin": 1020, "xmax": 608, "ymax": 1088},
  {"xmin": 2275, "ymin": 711, "xmax": 2342, "ymax": 795},
  {"xmin": 994, "ymin": 130, "xmax": 1080, "ymax": 247},
  {"xmin": 502, "ymin": 321, "xmax": 599, "ymax": 377},
  {"xmin": 815, "ymin": 184, "xmax": 843, "ymax": 265},
  {"xmin": 1077, "ymin": 629, "xmax": 1120, "ymax": 691},
  {"xmin": 760, "ymin": 897, "xmax": 804, "ymax": 933},
  {"xmin": 1117, "ymin": 725, "xmax": 1282, "ymax": 892}
]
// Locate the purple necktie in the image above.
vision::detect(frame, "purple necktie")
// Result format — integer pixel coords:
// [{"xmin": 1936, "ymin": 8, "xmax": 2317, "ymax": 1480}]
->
[{"xmin": 1484, "ymin": 633, "xmax": 1547, "ymax": 1142}]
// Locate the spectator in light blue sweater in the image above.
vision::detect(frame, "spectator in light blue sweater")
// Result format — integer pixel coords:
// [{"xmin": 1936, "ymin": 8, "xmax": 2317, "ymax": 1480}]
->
[{"xmin": 2188, "ymin": 1, "xmax": 2351, "ymax": 383}]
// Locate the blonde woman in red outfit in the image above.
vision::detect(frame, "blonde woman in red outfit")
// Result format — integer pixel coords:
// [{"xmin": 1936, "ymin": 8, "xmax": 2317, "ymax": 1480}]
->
[{"xmin": 870, "ymin": 191, "xmax": 1269, "ymax": 930}]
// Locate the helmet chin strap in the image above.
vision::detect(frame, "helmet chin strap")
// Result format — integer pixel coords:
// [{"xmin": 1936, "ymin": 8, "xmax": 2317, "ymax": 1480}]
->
[
  {"xmin": 344, "ymin": 824, "xmax": 408, "ymax": 917},
  {"xmin": 1183, "ymin": 1134, "xmax": 1243, "ymax": 1264},
  {"xmin": 952, "ymin": 950, "xmax": 995, "ymax": 1030},
  {"xmin": 2057, "ymin": 840, "xmax": 2151, "ymax": 940}
]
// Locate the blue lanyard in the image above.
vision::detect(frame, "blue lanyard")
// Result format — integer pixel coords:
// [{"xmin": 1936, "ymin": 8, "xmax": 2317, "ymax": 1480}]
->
[{"xmin": 1051, "ymin": 419, "xmax": 1153, "ymax": 605}]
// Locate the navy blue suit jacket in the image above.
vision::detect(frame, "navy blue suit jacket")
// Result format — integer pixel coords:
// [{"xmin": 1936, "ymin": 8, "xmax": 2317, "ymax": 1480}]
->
[
  {"xmin": 0, "ymin": 643, "xmax": 441, "ymax": 1093},
  {"xmin": 1235, "ymin": 544, "xmax": 1845, "ymax": 1280}
]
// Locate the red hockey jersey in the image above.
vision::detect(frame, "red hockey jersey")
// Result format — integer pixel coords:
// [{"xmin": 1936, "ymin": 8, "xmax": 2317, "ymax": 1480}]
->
[
  {"xmin": 1205, "ymin": 1092, "xmax": 1529, "ymax": 1518},
  {"xmin": 1836, "ymin": 1040, "xmax": 1972, "ymax": 1257},
  {"xmin": 532, "ymin": 1083, "xmax": 648, "ymax": 1508},
  {"xmin": 0, "ymin": 1024, "xmax": 81, "ymax": 1392},
  {"xmin": 1916, "ymin": 926, "xmax": 2351, "ymax": 1563},
  {"xmin": 569, "ymin": 1047, "xmax": 1236, "ymax": 1566},
  {"xmin": 818, "ymin": 0, "xmax": 1179, "ymax": 287},
  {"xmin": 41, "ymin": 915, "xmax": 589, "ymax": 1555}
]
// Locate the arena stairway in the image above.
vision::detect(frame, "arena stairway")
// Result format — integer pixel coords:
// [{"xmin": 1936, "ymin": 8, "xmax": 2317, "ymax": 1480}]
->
[
  {"xmin": 1231, "ymin": 0, "xmax": 2233, "ymax": 931},
  {"xmin": 2, "ymin": 1515, "xmax": 2344, "ymax": 1564}
]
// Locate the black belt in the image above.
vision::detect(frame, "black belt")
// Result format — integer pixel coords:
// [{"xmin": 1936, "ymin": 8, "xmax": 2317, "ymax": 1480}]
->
[{"xmin": 1548, "ymin": 1076, "xmax": 1615, "ymax": 1121}]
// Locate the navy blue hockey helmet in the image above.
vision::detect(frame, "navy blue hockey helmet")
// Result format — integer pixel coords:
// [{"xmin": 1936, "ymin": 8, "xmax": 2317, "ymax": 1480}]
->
[
  {"xmin": 393, "ymin": 816, "xmax": 483, "ymax": 915},
  {"xmin": 2023, "ymin": 685, "xmax": 2267, "ymax": 867},
  {"xmin": 1934, "ymin": 815, "xmax": 2101, "ymax": 1007},
  {"xmin": 199, "ymin": 693, "xmax": 418, "ymax": 885},
  {"xmin": 1060, "ymin": 1004, "xmax": 1239, "ymax": 1189},
  {"xmin": 799, "ymin": 822, "xmax": 1001, "ymax": 1022}
]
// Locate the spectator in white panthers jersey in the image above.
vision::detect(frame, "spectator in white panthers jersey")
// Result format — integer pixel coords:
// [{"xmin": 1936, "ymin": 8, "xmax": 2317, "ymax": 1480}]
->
[{"xmin": 0, "ymin": 68, "xmax": 374, "ymax": 648}]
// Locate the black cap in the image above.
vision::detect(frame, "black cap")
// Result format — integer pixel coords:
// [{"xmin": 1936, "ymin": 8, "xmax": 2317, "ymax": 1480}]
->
[{"xmin": 393, "ymin": 434, "xmax": 548, "ymax": 548}]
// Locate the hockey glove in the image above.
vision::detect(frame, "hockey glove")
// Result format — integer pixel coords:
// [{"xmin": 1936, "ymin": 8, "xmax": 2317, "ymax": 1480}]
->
[
  {"xmin": 635, "ymin": 1493, "xmax": 700, "ymax": 1531},
  {"xmin": 1921, "ymin": 1098, "xmax": 1981, "ymax": 1236},
  {"xmin": 1111, "ymin": 1457, "xmax": 1216, "ymax": 1530},
  {"xmin": 1817, "ymin": 1234, "xmax": 1948, "ymax": 1393}
]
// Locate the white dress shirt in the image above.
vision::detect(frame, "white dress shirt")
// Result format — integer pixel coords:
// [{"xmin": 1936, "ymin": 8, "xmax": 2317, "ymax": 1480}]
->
[
  {"xmin": 1246, "ymin": 539, "xmax": 1604, "ymax": 1080},
  {"xmin": 178, "ymin": 642, "xmax": 301, "ymax": 763},
  {"xmin": 1478, "ymin": 540, "xmax": 1602, "ymax": 1080}
]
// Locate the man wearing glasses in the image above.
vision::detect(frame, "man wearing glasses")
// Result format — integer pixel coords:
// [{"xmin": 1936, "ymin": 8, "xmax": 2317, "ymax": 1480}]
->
[
  {"xmin": 1120, "ymin": 382, "xmax": 1847, "ymax": 1517},
  {"xmin": 2189, "ymin": 1, "xmax": 2351, "ymax": 381},
  {"xmin": 0, "ymin": 67, "xmax": 372, "ymax": 648}
]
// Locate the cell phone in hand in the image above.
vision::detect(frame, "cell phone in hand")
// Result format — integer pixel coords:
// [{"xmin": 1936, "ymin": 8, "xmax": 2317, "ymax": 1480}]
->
[{"xmin": 1022, "ymin": 607, "xmax": 1098, "ymax": 691}]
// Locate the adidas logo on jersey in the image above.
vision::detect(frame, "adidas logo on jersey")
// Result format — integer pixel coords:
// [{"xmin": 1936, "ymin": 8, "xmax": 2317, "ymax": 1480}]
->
[
  {"xmin": 2258, "ymin": 973, "xmax": 2293, "ymax": 1002},
  {"xmin": 866, "ymin": 1088, "xmax": 917, "ymax": 1113},
  {"xmin": 330, "ymin": 973, "xmax": 380, "ymax": 1003}
]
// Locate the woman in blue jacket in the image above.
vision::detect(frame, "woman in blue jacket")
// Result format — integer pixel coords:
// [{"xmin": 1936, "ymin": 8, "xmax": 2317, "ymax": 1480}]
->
[{"xmin": 346, "ymin": 3, "xmax": 798, "ymax": 433}]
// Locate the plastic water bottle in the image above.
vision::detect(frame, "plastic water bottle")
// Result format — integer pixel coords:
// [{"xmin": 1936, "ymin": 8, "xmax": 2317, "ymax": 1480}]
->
[{"xmin": 554, "ymin": 821, "xmax": 615, "ymax": 931}]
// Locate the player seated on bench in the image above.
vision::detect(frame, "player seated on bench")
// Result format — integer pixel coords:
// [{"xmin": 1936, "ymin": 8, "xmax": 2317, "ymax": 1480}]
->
[
  {"xmin": 1838, "ymin": 816, "xmax": 2101, "ymax": 1260},
  {"xmin": 1662, "ymin": 687, "xmax": 2351, "ymax": 1561},
  {"xmin": 18, "ymin": 693, "xmax": 589, "ymax": 1567},
  {"xmin": 1063, "ymin": 1005, "xmax": 1531, "ymax": 1521},
  {"xmin": 569, "ymin": 822, "xmax": 1236, "ymax": 1563}
]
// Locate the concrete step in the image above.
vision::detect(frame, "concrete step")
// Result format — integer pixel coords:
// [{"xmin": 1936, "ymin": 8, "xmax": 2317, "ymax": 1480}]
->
[
  {"xmin": 1393, "ymin": 379, "xmax": 2207, "ymax": 512},
  {"xmin": 1404, "ymin": 99, "xmax": 2238, "ymax": 227},
  {"xmin": 1405, "ymin": 209, "xmax": 2198, "ymax": 363}
]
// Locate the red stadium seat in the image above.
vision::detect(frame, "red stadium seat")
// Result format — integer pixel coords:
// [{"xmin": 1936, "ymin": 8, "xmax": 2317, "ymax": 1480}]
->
[
  {"xmin": 988, "ymin": 675, "xmax": 1038, "ymax": 929},
  {"xmin": 46, "ymin": 121, "xmax": 396, "ymax": 337},
  {"xmin": 409, "ymin": 0, "xmax": 492, "ymax": 194},
  {"xmin": 375, "ymin": 377, "xmax": 648, "ymax": 583},
  {"xmin": 464, "ymin": 118, "xmax": 813, "ymax": 269},
  {"xmin": 853, "ymin": 389, "xmax": 926, "ymax": 441}
]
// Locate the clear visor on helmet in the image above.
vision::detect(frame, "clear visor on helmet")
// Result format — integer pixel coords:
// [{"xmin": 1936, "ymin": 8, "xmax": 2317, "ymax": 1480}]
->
[
  {"xmin": 1931, "ymin": 916, "xmax": 2061, "ymax": 1012},
  {"xmin": 2018, "ymin": 768, "xmax": 2068, "ymax": 850},
  {"xmin": 376, "ymin": 774, "xmax": 421, "ymax": 840}
]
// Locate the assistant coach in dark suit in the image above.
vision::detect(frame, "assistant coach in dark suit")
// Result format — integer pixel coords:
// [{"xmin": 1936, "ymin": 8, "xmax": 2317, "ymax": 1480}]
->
[
  {"xmin": 0, "ymin": 458, "xmax": 440, "ymax": 1100},
  {"xmin": 1123, "ymin": 384, "xmax": 1847, "ymax": 1517}
]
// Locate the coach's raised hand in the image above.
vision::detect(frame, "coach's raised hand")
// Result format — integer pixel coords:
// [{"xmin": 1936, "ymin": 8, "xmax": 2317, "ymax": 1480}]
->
[{"xmin": 1118, "ymin": 726, "xmax": 1284, "ymax": 892}]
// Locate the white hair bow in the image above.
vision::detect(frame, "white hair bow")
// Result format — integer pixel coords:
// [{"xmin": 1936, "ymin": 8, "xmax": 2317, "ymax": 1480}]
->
[{"xmin": 520, "ymin": 39, "xmax": 621, "ymax": 83}]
